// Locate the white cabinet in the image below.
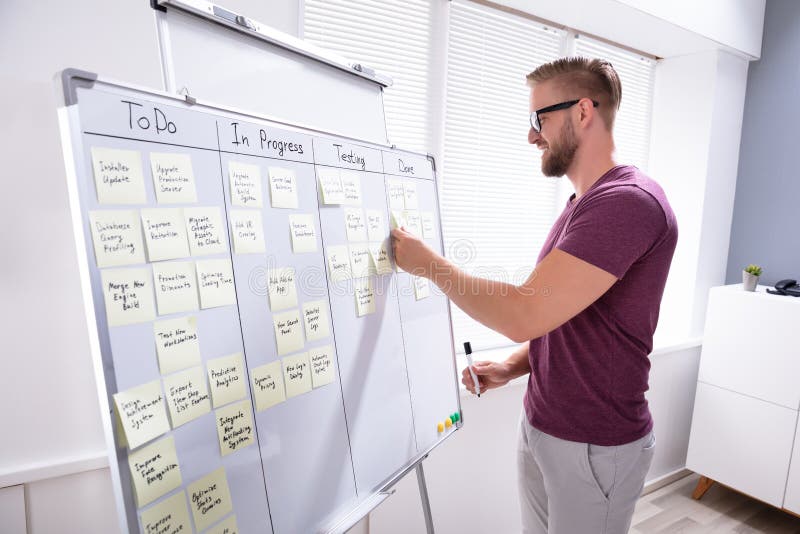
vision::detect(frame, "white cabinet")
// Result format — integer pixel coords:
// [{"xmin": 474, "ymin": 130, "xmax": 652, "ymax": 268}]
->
[
  {"xmin": 783, "ymin": 420, "xmax": 800, "ymax": 514},
  {"xmin": 687, "ymin": 284, "xmax": 800, "ymax": 509}
]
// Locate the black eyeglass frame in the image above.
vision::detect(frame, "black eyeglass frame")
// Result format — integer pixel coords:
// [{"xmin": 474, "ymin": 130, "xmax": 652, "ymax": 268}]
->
[{"xmin": 529, "ymin": 98, "xmax": 599, "ymax": 133}]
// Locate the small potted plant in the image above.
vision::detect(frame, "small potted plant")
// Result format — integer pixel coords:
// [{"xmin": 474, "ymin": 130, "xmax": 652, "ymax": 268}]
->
[{"xmin": 743, "ymin": 264, "xmax": 762, "ymax": 292}]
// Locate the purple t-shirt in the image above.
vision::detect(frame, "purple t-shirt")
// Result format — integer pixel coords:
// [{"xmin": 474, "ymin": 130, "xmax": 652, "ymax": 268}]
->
[{"xmin": 523, "ymin": 165, "xmax": 677, "ymax": 446}]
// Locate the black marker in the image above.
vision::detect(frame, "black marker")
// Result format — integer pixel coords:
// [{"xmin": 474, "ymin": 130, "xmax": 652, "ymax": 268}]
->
[{"xmin": 463, "ymin": 342, "xmax": 480, "ymax": 397}]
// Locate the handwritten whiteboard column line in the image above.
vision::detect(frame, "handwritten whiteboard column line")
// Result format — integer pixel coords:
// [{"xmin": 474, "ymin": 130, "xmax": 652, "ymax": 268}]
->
[
  {"xmin": 212, "ymin": 118, "xmax": 277, "ymax": 530},
  {"xmin": 311, "ymin": 136, "xmax": 359, "ymax": 491}
]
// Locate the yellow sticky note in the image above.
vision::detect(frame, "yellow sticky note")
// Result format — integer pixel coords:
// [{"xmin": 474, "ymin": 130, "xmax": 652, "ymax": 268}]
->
[
  {"xmin": 421, "ymin": 212, "xmax": 435, "ymax": 239},
  {"xmin": 302, "ymin": 300, "xmax": 330, "ymax": 342},
  {"xmin": 282, "ymin": 351, "xmax": 312, "ymax": 399},
  {"xmin": 344, "ymin": 208, "xmax": 367, "ymax": 242},
  {"xmin": 404, "ymin": 210, "xmax": 422, "ymax": 236},
  {"xmin": 91, "ymin": 147, "xmax": 146, "ymax": 205},
  {"xmin": 101, "ymin": 267, "xmax": 157, "ymax": 327},
  {"xmin": 414, "ymin": 276, "xmax": 430, "ymax": 300},
  {"xmin": 186, "ymin": 468, "xmax": 233, "ymax": 532},
  {"xmin": 152, "ymin": 261, "xmax": 199, "ymax": 315},
  {"xmin": 365, "ymin": 210, "xmax": 385, "ymax": 242},
  {"xmin": 163, "ymin": 366, "xmax": 211, "ymax": 428},
  {"xmin": 390, "ymin": 210, "xmax": 407, "ymax": 230},
  {"xmin": 228, "ymin": 161, "xmax": 263, "ymax": 208},
  {"xmin": 288, "ymin": 214, "xmax": 317, "ymax": 253},
  {"xmin": 204, "ymin": 514, "xmax": 238, "ymax": 534},
  {"xmin": 215, "ymin": 399, "xmax": 255, "ymax": 456},
  {"xmin": 113, "ymin": 379, "xmax": 170, "ymax": 450},
  {"xmin": 403, "ymin": 181, "xmax": 419, "ymax": 209},
  {"xmin": 340, "ymin": 170, "xmax": 362, "ymax": 205},
  {"xmin": 88, "ymin": 210, "xmax": 146, "ymax": 267},
  {"xmin": 140, "ymin": 208, "xmax": 191, "ymax": 262},
  {"xmin": 326, "ymin": 245, "xmax": 352, "ymax": 282},
  {"xmin": 196, "ymin": 259, "xmax": 236, "ymax": 309},
  {"xmin": 139, "ymin": 491, "xmax": 192, "ymax": 534},
  {"xmin": 268, "ymin": 166, "xmax": 298, "ymax": 209},
  {"xmin": 369, "ymin": 240, "xmax": 394, "ymax": 275},
  {"xmin": 317, "ymin": 167, "xmax": 344, "ymax": 204},
  {"xmin": 251, "ymin": 361, "xmax": 286, "ymax": 412},
  {"xmin": 387, "ymin": 179, "xmax": 405, "ymax": 210},
  {"xmin": 310, "ymin": 344, "xmax": 335, "ymax": 388},
  {"xmin": 267, "ymin": 267, "xmax": 298, "ymax": 311},
  {"xmin": 354, "ymin": 278, "xmax": 376, "ymax": 317},
  {"xmin": 128, "ymin": 435, "xmax": 182, "ymax": 507},
  {"xmin": 184, "ymin": 207, "xmax": 228, "ymax": 256},
  {"xmin": 153, "ymin": 316, "xmax": 201, "ymax": 375},
  {"xmin": 114, "ymin": 408, "xmax": 128, "ymax": 449},
  {"xmin": 207, "ymin": 353, "xmax": 247, "ymax": 408},
  {"xmin": 349, "ymin": 244, "xmax": 372, "ymax": 278},
  {"xmin": 273, "ymin": 309, "xmax": 304, "ymax": 356},
  {"xmin": 229, "ymin": 210, "xmax": 266, "ymax": 254},
  {"xmin": 150, "ymin": 152, "xmax": 198, "ymax": 204}
]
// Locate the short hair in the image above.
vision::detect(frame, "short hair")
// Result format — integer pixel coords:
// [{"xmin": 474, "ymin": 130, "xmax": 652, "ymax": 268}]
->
[{"xmin": 526, "ymin": 56, "xmax": 621, "ymax": 130}]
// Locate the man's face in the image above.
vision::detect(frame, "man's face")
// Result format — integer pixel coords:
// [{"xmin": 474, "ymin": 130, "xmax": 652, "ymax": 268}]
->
[{"xmin": 529, "ymin": 83, "xmax": 579, "ymax": 177}]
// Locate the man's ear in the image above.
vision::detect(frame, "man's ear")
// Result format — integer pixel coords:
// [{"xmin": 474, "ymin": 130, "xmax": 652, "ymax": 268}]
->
[{"xmin": 578, "ymin": 98, "xmax": 596, "ymax": 128}]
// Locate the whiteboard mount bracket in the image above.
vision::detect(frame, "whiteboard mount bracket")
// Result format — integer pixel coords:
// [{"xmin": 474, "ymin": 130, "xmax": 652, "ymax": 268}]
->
[{"xmin": 177, "ymin": 85, "xmax": 196, "ymax": 105}]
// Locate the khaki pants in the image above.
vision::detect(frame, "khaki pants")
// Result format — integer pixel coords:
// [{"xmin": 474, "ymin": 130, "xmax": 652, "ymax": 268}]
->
[{"xmin": 517, "ymin": 414, "xmax": 655, "ymax": 534}]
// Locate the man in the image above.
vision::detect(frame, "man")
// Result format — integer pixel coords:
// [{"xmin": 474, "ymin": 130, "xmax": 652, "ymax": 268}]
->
[{"xmin": 391, "ymin": 57, "xmax": 677, "ymax": 534}]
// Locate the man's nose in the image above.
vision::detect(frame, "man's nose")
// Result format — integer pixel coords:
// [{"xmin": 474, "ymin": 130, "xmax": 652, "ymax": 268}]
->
[{"xmin": 528, "ymin": 127, "xmax": 541, "ymax": 145}]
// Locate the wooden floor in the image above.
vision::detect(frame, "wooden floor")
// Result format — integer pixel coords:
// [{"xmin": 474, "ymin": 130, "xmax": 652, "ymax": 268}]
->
[{"xmin": 630, "ymin": 474, "xmax": 800, "ymax": 533}]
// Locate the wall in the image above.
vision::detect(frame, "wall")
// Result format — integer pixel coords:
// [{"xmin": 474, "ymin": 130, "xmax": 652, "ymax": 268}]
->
[
  {"xmin": 0, "ymin": 0, "xmax": 162, "ymax": 482},
  {"xmin": 493, "ymin": 0, "xmax": 764, "ymax": 59},
  {"xmin": 726, "ymin": 0, "xmax": 800, "ymax": 286},
  {"xmin": 616, "ymin": 0, "xmax": 765, "ymax": 58},
  {"xmin": 649, "ymin": 50, "xmax": 750, "ymax": 342}
]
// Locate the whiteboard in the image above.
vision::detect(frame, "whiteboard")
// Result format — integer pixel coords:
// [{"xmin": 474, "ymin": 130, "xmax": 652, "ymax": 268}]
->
[{"xmin": 59, "ymin": 72, "xmax": 460, "ymax": 534}]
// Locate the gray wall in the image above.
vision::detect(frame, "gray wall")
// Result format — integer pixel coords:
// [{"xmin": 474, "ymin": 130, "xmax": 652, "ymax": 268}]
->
[{"xmin": 726, "ymin": 0, "xmax": 800, "ymax": 286}]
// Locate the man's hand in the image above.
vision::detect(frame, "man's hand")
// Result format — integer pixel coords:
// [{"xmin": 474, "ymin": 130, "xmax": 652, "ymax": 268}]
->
[
  {"xmin": 461, "ymin": 360, "xmax": 515, "ymax": 395},
  {"xmin": 391, "ymin": 227, "xmax": 439, "ymax": 277}
]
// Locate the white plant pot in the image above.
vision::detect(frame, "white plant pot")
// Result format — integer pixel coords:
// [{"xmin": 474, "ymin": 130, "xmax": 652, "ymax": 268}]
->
[{"xmin": 743, "ymin": 271, "xmax": 759, "ymax": 292}]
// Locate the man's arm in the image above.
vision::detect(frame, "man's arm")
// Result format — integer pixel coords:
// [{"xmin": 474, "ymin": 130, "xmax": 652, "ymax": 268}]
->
[{"xmin": 392, "ymin": 228, "xmax": 617, "ymax": 343}]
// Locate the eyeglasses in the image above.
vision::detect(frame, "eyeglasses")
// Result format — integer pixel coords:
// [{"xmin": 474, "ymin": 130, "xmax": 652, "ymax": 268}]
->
[{"xmin": 529, "ymin": 99, "xmax": 599, "ymax": 133}]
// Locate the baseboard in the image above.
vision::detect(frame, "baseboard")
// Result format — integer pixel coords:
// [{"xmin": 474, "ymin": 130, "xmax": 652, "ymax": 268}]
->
[{"xmin": 642, "ymin": 468, "xmax": 692, "ymax": 496}]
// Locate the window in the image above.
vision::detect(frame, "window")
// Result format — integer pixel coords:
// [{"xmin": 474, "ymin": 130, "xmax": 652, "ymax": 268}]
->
[
  {"xmin": 302, "ymin": 0, "xmax": 434, "ymax": 152},
  {"xmin": 303, "ymin": 1, "xmax": 657, "ymax": 354},
  {"xmin": 574, "ymin": 35, "xmax": 655, "ymax": 171},
  {"xmin": 441, "ymin": 0, "xmax": 564, "ymax": 351}
]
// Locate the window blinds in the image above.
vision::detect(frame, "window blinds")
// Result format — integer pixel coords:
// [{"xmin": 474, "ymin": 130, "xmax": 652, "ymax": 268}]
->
[
  {"xmin": 303, "ymin": 0, "xmax": 434, "ymax": 152},
  {"xmin": 442, "ymin": 0, "xmax": 564, "ymax": 351}
]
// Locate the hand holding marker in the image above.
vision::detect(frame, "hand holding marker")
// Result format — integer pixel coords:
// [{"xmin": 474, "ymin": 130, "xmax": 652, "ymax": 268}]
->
[{"xmin": 464, "ymin": 342, "xmax": 480, "ymax": 397}]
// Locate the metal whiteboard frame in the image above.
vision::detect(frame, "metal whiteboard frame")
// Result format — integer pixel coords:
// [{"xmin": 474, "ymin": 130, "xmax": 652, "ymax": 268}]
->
[{"xmin": 58, "ymin": 70, "xmax": 462, "ymax": 534}]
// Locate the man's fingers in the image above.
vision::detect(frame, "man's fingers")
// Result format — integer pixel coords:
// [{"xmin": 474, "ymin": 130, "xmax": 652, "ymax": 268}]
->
[{"xmin": 471, "ymin": 361, "xmax": 493, "ymax": 375}]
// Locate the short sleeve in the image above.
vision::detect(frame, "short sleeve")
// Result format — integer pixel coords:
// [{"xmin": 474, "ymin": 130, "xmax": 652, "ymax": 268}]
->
[{"xmin": 556, "ymin": 186, "xmax": 667, "ymax": 279}]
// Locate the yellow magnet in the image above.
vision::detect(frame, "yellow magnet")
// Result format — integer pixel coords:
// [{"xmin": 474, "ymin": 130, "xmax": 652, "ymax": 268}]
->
[
  {"xmin": 437, "ymin": 422, "xmax": 445, "ymax": 433},
  {"xmin": 445, "ymin": 418, "xmax": 453, "ymax": 428}
]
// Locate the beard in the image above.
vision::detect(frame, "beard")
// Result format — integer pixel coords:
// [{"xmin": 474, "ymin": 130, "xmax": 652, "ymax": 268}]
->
[{"xmin": 541, "ymin": 120, "xmax": 578, "ymax": 177}]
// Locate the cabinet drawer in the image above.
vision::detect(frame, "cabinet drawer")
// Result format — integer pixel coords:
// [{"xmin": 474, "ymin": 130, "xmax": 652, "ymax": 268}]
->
[
  {"xmin": 687, "ymin": 382, "xmax": 797, "ymax": 507},
  {"xmin": 783, "ymin": 416, "xmax": 800, "ymax": 513},
  {"xmin": 699, "ymin": 287, "xmax": 800, "ymax": 409}
]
